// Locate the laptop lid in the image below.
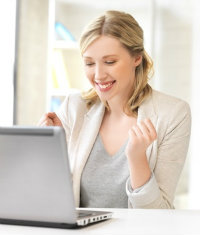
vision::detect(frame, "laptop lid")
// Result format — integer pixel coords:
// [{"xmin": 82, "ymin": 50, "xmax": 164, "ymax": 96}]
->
[{"xmin": 0, "ymin": 126, "xmax": 77, "ymax": 226}]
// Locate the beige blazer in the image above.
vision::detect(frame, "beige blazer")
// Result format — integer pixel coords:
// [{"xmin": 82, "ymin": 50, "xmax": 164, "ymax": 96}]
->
[{"xmin": 56, "ymin": 89, "xmax": 191, "ymax": 209}]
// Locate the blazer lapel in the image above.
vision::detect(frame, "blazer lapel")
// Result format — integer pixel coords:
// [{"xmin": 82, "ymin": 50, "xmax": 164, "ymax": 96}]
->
[{"xmin": 72, "ymin": 101, "xmax": 105, "ymax": 207}]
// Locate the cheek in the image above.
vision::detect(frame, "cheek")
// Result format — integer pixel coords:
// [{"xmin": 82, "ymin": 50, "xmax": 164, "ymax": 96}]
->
[{"xmin": 114, "ymin": 63, "xmax": 128, "ymax": 76}]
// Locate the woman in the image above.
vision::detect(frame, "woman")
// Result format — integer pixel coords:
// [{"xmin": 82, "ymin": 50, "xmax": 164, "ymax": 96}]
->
[{"xmin": 39, "ymin": 10, "xmax": 191, "ymax": 209}]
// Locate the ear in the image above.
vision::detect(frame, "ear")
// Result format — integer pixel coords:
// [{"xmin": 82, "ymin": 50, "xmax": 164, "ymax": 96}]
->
[{"xmin": 133, "ymin": 55, "xmax": 142, "ymax": 67}]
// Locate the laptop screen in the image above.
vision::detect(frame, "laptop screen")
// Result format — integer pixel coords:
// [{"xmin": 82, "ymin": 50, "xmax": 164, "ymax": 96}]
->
[{"xmin": 0, "ymin": 126, "xmax": 77, "ymax": 224}]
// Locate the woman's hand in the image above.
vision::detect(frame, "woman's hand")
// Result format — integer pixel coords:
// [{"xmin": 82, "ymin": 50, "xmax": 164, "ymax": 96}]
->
[
  {"xmin": 125, "ymin": 119, "xmax": 157, "ymax": 189},
  {"xmin": 38, "ymin": 112, "xmax": 62, "ymax": 127},
  {"xmin": 125, "ymin": 119, "xmax": 157, "ymax": 160}
]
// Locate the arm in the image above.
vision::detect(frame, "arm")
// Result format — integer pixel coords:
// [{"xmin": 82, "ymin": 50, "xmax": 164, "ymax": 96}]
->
[
  {"xmin": 125, "ymin": 119, "xmax": 157, "ymax": 190},
  {"xmin": 126, "ymin": 102, "xmax": 191, "ymax": 208}
]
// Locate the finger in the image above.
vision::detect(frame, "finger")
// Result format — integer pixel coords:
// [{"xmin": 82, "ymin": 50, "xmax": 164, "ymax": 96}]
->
[
  {"xmin": 46, "ymin": 112, "xmax": 57, "ymax": 119},
  {"xmin": 144, "ymin": 119, "xmax": 157, "ymax": 140},
  {"xmin": 40, "ymin": 121, "xmax": 50, "ymax": 127},
  {"xmin": 43, "ymin": 119, "xmax": 54, "ymax": 126},
  {"xmin": 138, "ymin": 121, "xmax": 151, "ymax": 138},
  {"xmin": 38, "ymin": 113, "xmax": 54, "ymax": 127},
  {"xmin": 47, "ymin": 112, "xmax": 62, "ymax": 125},
  {"xmin": 131, "ymin": 125, "xmax": 143, "ymax": 137}
]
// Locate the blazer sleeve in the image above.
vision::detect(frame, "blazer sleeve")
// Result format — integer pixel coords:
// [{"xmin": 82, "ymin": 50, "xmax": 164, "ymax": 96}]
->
[{"xmin": 126, "ymin": 101, "xmax": 191, "ymax": 208}]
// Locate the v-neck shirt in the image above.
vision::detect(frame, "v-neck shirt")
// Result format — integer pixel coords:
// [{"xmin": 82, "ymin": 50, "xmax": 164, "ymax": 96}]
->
[{"xmin": 80, "ymin": 133, "xmax": 129, "ymax": 208}]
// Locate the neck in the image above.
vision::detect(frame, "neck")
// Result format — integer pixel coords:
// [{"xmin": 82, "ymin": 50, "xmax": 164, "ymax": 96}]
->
[
  {"xmin": 105, "ymin": 87, "xmax": 134, "ymax": 116},
  {"xmin": 106, "ymin": 97, "xmax": 127, "ymax": 117}
]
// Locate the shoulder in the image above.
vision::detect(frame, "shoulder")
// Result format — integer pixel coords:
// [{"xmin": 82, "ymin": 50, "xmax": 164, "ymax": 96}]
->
[
  {"xmin": 149, "ymin": 90, "xmax": 191, "ymax": 139},
  {"xmin": 150, "ymin": 90, "xmax": 191, "ymax": 119},
  {"xmin": 61, "ymin": 89, "xmax": 87, "ymax": 114},
  {"xmin": 55, "ymin": 89, "xmax": 87, "ymax": 126},
  {"xmin": 139, "ymin": 89, "xmax": 191, "ymax": 134},
  {"xmin": 59, "ymin": 89, "xmax": 102, "ymax": 119}
]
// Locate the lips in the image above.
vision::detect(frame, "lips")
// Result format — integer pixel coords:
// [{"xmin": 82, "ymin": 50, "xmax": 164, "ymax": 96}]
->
[{"xmin": 95, "ymin": 80, "xmax": 116, "ymax": 91}]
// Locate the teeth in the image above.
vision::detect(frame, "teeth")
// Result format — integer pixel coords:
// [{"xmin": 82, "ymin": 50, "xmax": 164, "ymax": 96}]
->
[{"xmin": 98, "ymin": 82, "xmax": 113, "ymax": 89}]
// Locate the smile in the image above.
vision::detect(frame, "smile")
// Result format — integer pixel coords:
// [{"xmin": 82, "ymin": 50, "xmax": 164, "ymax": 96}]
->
[{"xmin": 95, "ymin": 81, "xmax": 116, "ymax": 91}]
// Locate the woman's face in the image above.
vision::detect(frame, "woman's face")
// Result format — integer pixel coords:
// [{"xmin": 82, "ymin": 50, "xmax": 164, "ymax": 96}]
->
[{"xmin": 82, "ymin": 35, "xmax": 142, "ymax": 105}]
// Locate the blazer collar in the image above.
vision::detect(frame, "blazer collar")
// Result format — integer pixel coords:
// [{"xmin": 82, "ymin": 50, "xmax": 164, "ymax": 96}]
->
[
  {"xmin": 138, "ymin": 92, "xmax": 157, "ymax": 122},
  {"xmin": 73, "ymin": 99, "xmax": 105, "ymax": 174}
]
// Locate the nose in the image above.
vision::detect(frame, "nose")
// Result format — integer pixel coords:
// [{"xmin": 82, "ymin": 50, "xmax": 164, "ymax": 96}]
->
[{"xmin": 94, "ymin": 64, "xmax": 107, "ymax": 81}]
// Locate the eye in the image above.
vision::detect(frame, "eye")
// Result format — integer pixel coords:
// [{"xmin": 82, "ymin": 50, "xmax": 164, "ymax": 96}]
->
[
  {"xmin": 85, "ymin": 62, "xmax": 95, "ymax": 66},
  {"xmin": 105, "ymin": 61, "xmax": 116, "ymax": 65}
]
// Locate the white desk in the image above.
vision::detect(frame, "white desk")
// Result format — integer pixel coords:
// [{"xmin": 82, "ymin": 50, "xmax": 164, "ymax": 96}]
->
[{"xmin": 0, "ymin": 209, "xmax": 199, "ymax": 235}]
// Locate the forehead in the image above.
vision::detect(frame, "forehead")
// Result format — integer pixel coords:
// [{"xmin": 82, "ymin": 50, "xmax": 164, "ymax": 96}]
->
[{"xmin": 83, "ymin": 35, "xmax": 127, "ymax": 58}]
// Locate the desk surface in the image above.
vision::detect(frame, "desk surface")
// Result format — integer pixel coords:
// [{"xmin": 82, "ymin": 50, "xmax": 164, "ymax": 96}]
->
[{"xmin": 0, "ymin": 209, "xmax": 199, "ymax": 235}]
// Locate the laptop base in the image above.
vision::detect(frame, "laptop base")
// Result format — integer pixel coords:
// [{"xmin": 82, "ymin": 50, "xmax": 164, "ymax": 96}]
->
[{"xmin": 0, "ymin": 218, "xmax": 78, "ymax": 229}]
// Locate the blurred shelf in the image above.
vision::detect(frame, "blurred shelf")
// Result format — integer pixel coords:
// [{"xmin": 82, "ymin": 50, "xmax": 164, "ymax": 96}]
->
[
  {"xmin": 53, "ymin": 40, "xmax": 79, "ymax": 49},
  {"xmin": 50, "ymin": 88, "xmax": 69, "ymax": 96}
]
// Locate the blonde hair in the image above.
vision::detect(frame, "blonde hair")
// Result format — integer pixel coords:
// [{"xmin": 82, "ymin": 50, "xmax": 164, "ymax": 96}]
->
[{"xmin": 80, "ymin": 10, "xmax": 153, "ymax": 116}]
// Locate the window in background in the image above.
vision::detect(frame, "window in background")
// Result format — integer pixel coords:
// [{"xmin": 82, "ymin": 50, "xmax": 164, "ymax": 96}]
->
[{"xmin": 0, "ymin": 0, "xmax": 17, "ymax": 126}]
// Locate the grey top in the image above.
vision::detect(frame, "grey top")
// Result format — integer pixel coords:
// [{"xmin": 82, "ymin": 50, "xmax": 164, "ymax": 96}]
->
[{"xmin": 80, "ymin": 134, "xmax": 129, "ymax": 208}]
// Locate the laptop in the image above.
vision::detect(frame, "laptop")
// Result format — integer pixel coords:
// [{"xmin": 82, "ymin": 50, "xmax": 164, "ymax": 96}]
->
[{"xmin": 0, "ymin": 126, "xmax": 112, "ymax": 228}]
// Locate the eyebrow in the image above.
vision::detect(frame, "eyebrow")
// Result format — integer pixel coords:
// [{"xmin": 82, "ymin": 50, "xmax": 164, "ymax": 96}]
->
[{"xmin": 83, "ymin": 55, "xmax": 118, "ymax": 59}]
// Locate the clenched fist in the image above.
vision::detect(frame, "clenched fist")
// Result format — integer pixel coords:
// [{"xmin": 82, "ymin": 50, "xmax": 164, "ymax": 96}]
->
[
  {"xmin": 38, "ymin": 112, "xmax": 62, "ymax": 127},
  {"xmin": 125, "ymin": 119, "xmax": 157, "ymax": 160}
]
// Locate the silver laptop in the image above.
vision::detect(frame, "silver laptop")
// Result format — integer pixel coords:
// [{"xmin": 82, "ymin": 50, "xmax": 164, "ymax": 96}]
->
[{"xmin": 0, "ymin": 126, "xmax": 112, "ymax": 228}]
